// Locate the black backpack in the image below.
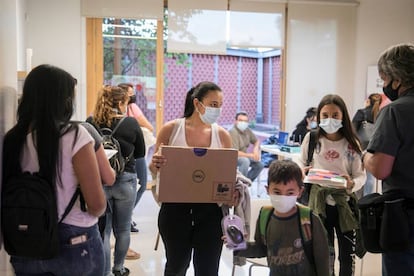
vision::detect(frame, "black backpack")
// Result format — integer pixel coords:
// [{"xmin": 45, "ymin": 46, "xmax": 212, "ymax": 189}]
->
[
  {"xmin": 98, "ymin": 117, "xmax": 132, "ymax": 175},
  {"xmin": 1, "ymin": 170, "xmax": 81, "ymax": 259},
  {"xmin": 298, "ymin": 130, "xmax": 317, "ymax": 205}
]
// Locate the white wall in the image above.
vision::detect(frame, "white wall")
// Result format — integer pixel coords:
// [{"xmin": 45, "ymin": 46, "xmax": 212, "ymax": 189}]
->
[
  {"xmin": 16, "ymin": 0, "xmax": 26, "ymax": 71},
  {"xmin": 352, "ymin": 0, "xmax": 414, "ymax": 111},
  {"xmin": 285, "ymin": 3, "xmax": 357, "ymax": 133},
  {"xmin": 25, "ymin": 0, "xmax": 86, "ymax": 120},
  {"xmin": 0, "ymin": 0, "xmax": 20, "ymax": 272}
]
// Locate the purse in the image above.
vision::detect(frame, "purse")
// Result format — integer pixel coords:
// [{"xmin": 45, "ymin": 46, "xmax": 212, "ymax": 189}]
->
[
  {"xmin": 358, "ymin": 193, "xmax": 410, "ymax": 253},
  {"xmin": 356, "ymin": 110, "xmax": 375, "ymax": 150}
]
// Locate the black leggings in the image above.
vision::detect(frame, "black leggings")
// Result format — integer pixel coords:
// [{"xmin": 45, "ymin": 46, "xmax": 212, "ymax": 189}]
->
[
  {"xmin": 158, "ymin": 203, "xmax": 223, "ymax": 276},
  {"xmin": 324, "ymin": 204, "xmax": 356, "ymax": 276}
]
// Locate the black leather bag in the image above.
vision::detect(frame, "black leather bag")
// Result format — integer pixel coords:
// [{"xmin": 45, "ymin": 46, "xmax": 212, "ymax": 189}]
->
[
  {"xmin": 356, "ymin": 110, "xmax": 375, "ymax": 150},
  {"xmin": 357, "ymin": 120, "xmax": 375, "ymax": 150},
  {"xmin": 380, "ymin": 198, "xmax": 410, "ymax": 252},
  {"xmin": 358, "ymin": 193, "xmax": 410, "ymax": 253}
]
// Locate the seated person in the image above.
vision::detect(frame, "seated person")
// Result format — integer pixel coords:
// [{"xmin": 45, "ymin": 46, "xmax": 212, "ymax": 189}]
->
[
  {"xmin": 229, "ymin": 111, "xmax": 264, "ymax": 182},
  {"xmin": 290, "ymin": 107, "xmax": 317, "ymax": 144}
]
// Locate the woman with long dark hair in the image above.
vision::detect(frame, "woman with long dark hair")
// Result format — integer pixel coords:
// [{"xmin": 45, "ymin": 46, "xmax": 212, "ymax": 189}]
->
[
  {"xmin": 2, "ymin": 64, "xmax": 107, "ymax": 275},
  {"xmin": 300, "ymin": 94, "xmax": 366, "ymax": 276},
  {"xmin": 352, "ymin": 93, "xmax": 382, "ymax": 196}
]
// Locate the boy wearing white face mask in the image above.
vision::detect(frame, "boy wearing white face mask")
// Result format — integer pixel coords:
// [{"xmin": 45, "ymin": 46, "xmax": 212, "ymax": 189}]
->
[
  {"xmin": 234, "ymin": 160, "xmax": 330, "ymax": 276},
  {"xmin": 300, "ymin": 94, "xmax": 366, "ymax": 276},
  {"xmin": 229, "ymin": 111, "xmax": 264, "ymax": 182}
]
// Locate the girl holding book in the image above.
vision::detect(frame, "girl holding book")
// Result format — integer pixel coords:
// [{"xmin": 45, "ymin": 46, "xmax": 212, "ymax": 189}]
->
[{"xmin": 299, "ymin": 94, "xmax": 366, "ymax": 276}]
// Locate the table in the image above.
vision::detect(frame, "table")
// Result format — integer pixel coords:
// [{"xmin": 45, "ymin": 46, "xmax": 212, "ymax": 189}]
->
[
  {"xmin": 254, "ymin": 145, "xmax": 302, "ymax": 195},
  {"xmin": 260, "ymin": 144, "xmax": 301, "ymax": 164}
]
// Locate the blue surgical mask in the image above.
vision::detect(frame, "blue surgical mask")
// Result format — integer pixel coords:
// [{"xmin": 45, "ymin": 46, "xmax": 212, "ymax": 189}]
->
[
  {"xmin": 319, "ymin": 118, "xmax": 342, "ymax": 134},
  {"xmin": 309, "ymin": 121, "xmax": 318, "ymax": 129},
  {"xmin": 198, "ymin": 102, "xmax": 221, "ymax": 125},
  {"xmin": 236, "ymin": 121, "xmax": 249, "ymax": 131}
]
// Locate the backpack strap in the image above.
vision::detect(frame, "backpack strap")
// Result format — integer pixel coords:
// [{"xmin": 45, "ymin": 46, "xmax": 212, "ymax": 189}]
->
[
  {"xmin": 297, "ymin": 203, "xmax": 315, "ymax": 266},
  {"xmin": 112, "ymin": 117, "xmax": 135, "ymax": 161},
  {"xmin": 306, "ymin": 130, "xmax": 317, "ymax": 166},
  {"xmin": 111, "ymin": 117, "xmax": 127, "ymax": 136},
  {"xmin": 363, "ymin": 109, "xmax": 367, "ymax": 122},
  {"xmin": 258, "ymin": 206, "xmax": 274, "ymax": 245},
  {"xmin": 58, "ymin": 186, "xmax": 84, "ymax": 224}
]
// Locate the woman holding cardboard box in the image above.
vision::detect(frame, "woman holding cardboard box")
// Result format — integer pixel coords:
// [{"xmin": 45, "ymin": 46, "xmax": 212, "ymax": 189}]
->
[{"xmin": 149, "ymin": 81, "xmax": 232, "ymax": 276}]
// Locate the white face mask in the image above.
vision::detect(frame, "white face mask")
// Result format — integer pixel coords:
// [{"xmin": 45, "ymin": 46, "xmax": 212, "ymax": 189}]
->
[
  {"xmin": 319, "ymin": 118, "xmax": 342, "ymax": 134},
  {"xmin": 236, "ymin": 121, "xmax": 249, "ymax": 131},
  {"xmin": 309, "ymin": 121, "xmax": 318, "ymax": 129},
  {"xmin": 198, "ymin": 102, "xmax": 221, "ymax": 125},
  {"xmin": 269, "ymin": 195, "xmax": 297, "ymax": 214}
]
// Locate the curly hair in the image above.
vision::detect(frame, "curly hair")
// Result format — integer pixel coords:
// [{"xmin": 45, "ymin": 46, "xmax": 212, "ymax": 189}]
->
[{"xmin": 92, "ymin": 85, "xmax": 129, "ymax": 127}]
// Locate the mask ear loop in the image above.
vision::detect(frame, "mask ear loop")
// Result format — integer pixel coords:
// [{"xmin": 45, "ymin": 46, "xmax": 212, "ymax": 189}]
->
[
  {"xmin": 193, "ymin": 98, "xmax": 203, "ymax": 115},
  {"xmin": 198, "ymin": 101, "xmax": 207, "ymax": 111}
]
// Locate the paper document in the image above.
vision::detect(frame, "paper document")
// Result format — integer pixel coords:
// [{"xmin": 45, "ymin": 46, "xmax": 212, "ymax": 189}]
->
[{"xmin": 104, "ymin": 149, "xmax": 117, "ymax": 159}]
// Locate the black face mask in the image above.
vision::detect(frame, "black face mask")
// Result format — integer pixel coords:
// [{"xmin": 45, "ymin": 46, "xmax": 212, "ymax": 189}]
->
[
  {"xmin": 128, "ymin": 95, "xmax": 136, "ymax": 104},
  {"xmin": 383, "ymin": 81, "xmax": 400, "ymax": 101}
]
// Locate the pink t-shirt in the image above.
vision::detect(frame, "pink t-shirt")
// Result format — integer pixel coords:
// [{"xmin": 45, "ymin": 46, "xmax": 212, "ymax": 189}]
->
[
  {"xmin": 127, "ymin": 103, "xmax": 143, "ymax": 119},
  {"xmin": 21, "ymin": 125, "xmax": 98, "ymax": 227}
]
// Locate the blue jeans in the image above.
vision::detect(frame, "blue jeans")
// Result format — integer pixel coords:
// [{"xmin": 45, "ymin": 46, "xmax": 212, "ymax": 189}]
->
[
  {"xmin": 237, "ymin": 157, "xmax": 264, "ymax": 182},
  {"xmin": 134, "ymin": 157, "xmax": 147, "ymax": 207},
  {"xmin": 382, "ymin": 208, "xmax": 414, "ymax": 276},
  {"xmin": 363, "ymin": 171, "xmax": 376, "ymax": 195},
  {"xmin": 11, "ymin": 223, "xmax": 104, "ymax": 276},
  {"xmin": 103, "ymin": 172, "xmax": 137, "ymax": 275}
]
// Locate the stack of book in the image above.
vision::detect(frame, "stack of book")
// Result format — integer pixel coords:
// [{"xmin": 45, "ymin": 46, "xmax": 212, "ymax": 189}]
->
[{"xmin": 304, "ymin": 168, "xmax": 347, "ymax": 188}]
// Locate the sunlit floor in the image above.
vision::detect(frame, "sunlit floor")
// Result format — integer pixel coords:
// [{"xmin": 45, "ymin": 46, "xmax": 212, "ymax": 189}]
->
[{"xmin": 122, "ymin": 179, "xmax": 382, "ymax": 276}]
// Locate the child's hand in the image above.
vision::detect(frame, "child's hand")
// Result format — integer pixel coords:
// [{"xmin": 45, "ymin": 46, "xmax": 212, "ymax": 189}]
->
[
  {"xmin": 341, "ymin": 174, "xmax": 355, "ymax": 193},
  {"xmin": 303, "ymin": 166, "xmax": 312, "ymax": 177}
]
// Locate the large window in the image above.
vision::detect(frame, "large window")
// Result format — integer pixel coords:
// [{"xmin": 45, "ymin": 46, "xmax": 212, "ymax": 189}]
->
[{"xmin": 102, "ymin": 18, "xmax": 159, "ymax": 127}]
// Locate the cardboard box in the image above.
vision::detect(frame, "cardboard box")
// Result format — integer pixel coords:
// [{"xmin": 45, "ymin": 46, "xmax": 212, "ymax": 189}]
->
[{"xmin": 157, "ymin": 146, "xmax": 238, "ymax": 204}]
